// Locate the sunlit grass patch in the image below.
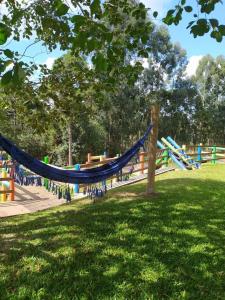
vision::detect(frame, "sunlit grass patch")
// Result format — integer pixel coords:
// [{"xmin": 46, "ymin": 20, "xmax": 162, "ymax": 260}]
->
[{"xmin": 0, "ymin": 164, "xmax": 225, "ymax": 299}]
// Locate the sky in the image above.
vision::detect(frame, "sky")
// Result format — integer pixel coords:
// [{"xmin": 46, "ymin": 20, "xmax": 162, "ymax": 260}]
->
[
  {"xmin": 2, "ymin": 0, "xmax": 225, "ymax": 77},
  {"xmin": 143, "ymin": 0, "xmax": 225, "ymax": 76}
]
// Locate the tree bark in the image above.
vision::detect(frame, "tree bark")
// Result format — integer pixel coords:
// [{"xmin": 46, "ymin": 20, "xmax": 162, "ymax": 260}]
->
[
  {"xmin": 68, "ymin": 121, "xmax": 73, "ymax": 166},
  {"xmin": 146, "ymin": 104, "xmax": 160, "ymax": 195}
]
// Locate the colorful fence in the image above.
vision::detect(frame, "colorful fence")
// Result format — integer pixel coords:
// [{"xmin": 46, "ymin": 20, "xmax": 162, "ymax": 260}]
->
[
  {"xmin": 0, "ymin": 166, "xmax": 15, "ymax": 202},
  {"xmin": 182, "ymin": 145, "xmax": 225, "ymax": 164},
  {"xmin": 2, "ymin": 143, "xmax": 224, "ymax": 202}
]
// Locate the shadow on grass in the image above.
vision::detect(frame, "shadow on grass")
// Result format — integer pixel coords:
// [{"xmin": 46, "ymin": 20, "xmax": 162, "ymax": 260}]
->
[{"xmin": 0, "ymin": 178, "xmax": 225, "ymax": 299}]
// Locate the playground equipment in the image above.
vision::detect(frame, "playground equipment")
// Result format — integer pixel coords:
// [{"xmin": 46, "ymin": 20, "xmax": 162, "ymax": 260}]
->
[
  {"xmin": 2, "ymin": 123, "xmax": 225, "ymax": 205},
  {"xmin": 166, "ymin": 136, "xmax": 200, "ymax": 169},
  {"xmin": 160, "ymin": 137, "xmax": 200, "ymax": 170},
  {"xmin": 157, "ymin": 140, "xmax": 187, "ymax": 170}
]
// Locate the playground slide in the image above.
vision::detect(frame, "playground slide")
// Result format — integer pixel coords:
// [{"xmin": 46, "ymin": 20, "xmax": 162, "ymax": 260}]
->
[
  {"xmin": 157, "ymin": 141, "xmax": 187, "ymax": 170},
  {"xmin": 166, "ymin": 136, "xmax": 200, "ymax": 169},
  {"xmin": 161, "ymin": 138, "xmax": 194, "ymax": 170}
]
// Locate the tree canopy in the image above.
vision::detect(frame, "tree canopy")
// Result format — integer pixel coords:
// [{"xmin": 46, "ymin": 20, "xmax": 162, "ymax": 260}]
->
[
  {"xmin": 0, "ymin": 0, "xmax": 224, "ymax": 86},
  {"xmin": 0, "ymin": 0, "xmax": 225, "ymax": 166}
]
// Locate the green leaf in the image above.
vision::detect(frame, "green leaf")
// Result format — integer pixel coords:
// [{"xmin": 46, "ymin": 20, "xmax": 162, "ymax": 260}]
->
[
  {"xmin": 181, "ymin": 0, "xmax": 186, "ymax": 5},
  {"xmin": 90, "ymin": 0, "xmax": 101, "ymax": 16},
  {"xmin": 186, "ymin": 21, "xmax": 195, "ymax": 29},
  {"xmin": 4, "ymin": 60, "xmax": 13, "ymax": 68},
  {"xmin": 87, "ymin": 39, "xmax": 97, "ymax": 52},
  {"xmin": 211, "ymin": 30, "xmax": 223, "ymax": 42},
  {"xmin": 107, "ymin": 48, "xmax": 116, "ymax": 62},
  {"xmin": 0, "ymin": 31, "xmax": 7, "ymax": 44},
  {"xmin": 138, "ymin": 49, "xmax": 149, "ymax": 58},
  {"xmin": 36, "ymin": 5, "xmax": 46, "ymax": 16},
  {"xmin": 92, "ymin": 53, "xmax": 108, "ymax": 72},
  {"xmin": 54, "ymin": 0, "xmax": 69, "ymax": 17},
  {"xmin": 163, "ymin": 10, "xmax": 175, "ymax": 25},
  {"xmin": 4, "ymin": 49, "xmax": 14, "ymax": 59},
  {"xmin": 141, "ymin": 34, "xmax": 149, "ymax": 44},
  {"xmin": 184, "ymin": 6, "xmax": 192, "ymax": 12},
  {"xmin": 1, "ymin": 70, "xmax": 12, "ymax": 86},
  {"xmin": 166, "ymin": 9, "xmax": 175, "ymax": 16},
  {"xmin": 190, "ymin": 25, "xmax": 200, "ymax": 37},
  {"xmin": 0, "ymin": 23, "xmax": 10, "ymax": 45},
  {"xmin": 71, "ymin": 15, "xmax": 86, "ymax": 28},
  {"xmin": 73, "ymin": 32, "xmax": 87, "ymax": 50},
  {"xmin": 219, "ymin": 25, "xmax": 225, "ymax": 36},
  {"xmin": 0, "ymin": 63, "xmax": 5, "ymax": 72},
  {"xmin": 14, "ymin": 63, "xmax": 26, "ymax": 82},
  {"xmin": 209, "ymin": 19, "xmax": 219, "ymax": 28},
  {"xmin": 200, "ymin": 2, "xmax": 215, "ymax": 14},
  {"xmin": 174, "ymin": 7, "xmax": 183, "ymax": 25},
  {"xmin": 153, "ymin": 11, "xmax": 158, "ymax": 18},
  {"xmin": 197, "ymin": 18, "xmax": 208, "ymax": 27}
]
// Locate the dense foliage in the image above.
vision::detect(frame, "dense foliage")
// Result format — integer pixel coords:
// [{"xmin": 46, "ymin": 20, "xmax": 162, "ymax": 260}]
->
[
  {"xmin": 1, "ymin": 48, "xmax": 225, "ymax": 165},
  {"xmin": 0, "ymin": 0, "xmax": 224, "ymax": 86}
]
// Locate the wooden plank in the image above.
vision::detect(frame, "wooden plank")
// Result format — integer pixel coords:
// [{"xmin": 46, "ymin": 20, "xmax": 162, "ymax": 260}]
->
[
  {"xmin": 0, "ymin": 190, "xmax": 13, "ymax": 194},
  {"xmin": 0, "ymin": 178, "xmax": 14, "ymax": 181},
  {"xmin": 106, "ymin": 167, "xmax": 175, "ymax": 191}
]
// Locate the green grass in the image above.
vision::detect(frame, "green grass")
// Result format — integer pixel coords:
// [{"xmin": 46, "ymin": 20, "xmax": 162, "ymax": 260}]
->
[{"xmin": 1, "ymin": 164, "xmax": 225, "ymax": 300}]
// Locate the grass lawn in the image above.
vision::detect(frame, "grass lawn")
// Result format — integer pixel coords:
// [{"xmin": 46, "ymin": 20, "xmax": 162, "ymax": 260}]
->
[{"xmin": 1, "ymin": 164, "xmax": 225, "ymax": 300}]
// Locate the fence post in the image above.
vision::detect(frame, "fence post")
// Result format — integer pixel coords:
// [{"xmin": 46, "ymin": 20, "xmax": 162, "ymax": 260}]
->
[
  {"xmin": 212, "ymin": 145, "xmax": 217, "ymax": 164},
  {"xmin": 1, "ymin": 169, "xmax": 7, "ymax": 202},
  {"xmin": 74, "ymin": 164, "xmax": 80, "ymax": 194},
  {"xmin": 87, "ymin": 153, "xmax": 91, "ymax": 164},
  {"xmin": 10, "ymin": 178, "xmax": 15, "ymax": 201},
  {"xmin": 139, "ymin": 152, "xmax": 145, "ymax": 174},
  {"xmin": 164, "ymin": 148, "xmax": 169, "ymax": 167},
  {"xmin": 197, "ymin": 145, "xmax": 202, "ymax": 162},
  {"xmin": 43, "ymin": 156, "xmax": 49, "ymax": 189}
]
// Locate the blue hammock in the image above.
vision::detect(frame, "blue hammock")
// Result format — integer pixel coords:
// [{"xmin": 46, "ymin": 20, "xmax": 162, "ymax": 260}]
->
[{"xmin": 0, "ymin": 125, "xmax": 152, "ymax": 184}]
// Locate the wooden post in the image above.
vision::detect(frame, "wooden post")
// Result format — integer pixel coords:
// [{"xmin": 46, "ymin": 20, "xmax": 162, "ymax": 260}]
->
[
  {"xmin": 147, "ymin": 104, "xmax": 160, "ymax": 195},
  {"xmin": 1, "ymin": 170, "xmax": 7, "ymax": 202},
  {"xmin": 139, "ymin": 152, "xmax": 145, "ymax": 174},
  {"xmin": 10, "ymin": 178, "xmax": 15, "ymax": 201},
  {"xmin": 87, "ymin": 153, "xmax": 92, "ymax": 163}
]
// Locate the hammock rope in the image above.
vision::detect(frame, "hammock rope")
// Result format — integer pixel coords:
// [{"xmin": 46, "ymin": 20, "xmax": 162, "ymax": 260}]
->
[{"xmin": 0, "ymin": 125, "xmax": 152, "ymax": 184}]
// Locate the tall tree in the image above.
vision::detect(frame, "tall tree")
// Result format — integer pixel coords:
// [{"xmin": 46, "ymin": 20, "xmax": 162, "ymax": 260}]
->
[{"xmin": 39, "ymin": 53, "xmax": 96, "ymax": 165}]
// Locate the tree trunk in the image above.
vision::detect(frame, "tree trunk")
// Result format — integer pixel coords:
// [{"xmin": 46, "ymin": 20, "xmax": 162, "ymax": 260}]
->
[
  {"xmin": 146, "ymin": 104, "xmax": 160, "ymax": 195},
  {"xmin": 68, "ymin": 121, "xmax": 73, "ymax": 166}
]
